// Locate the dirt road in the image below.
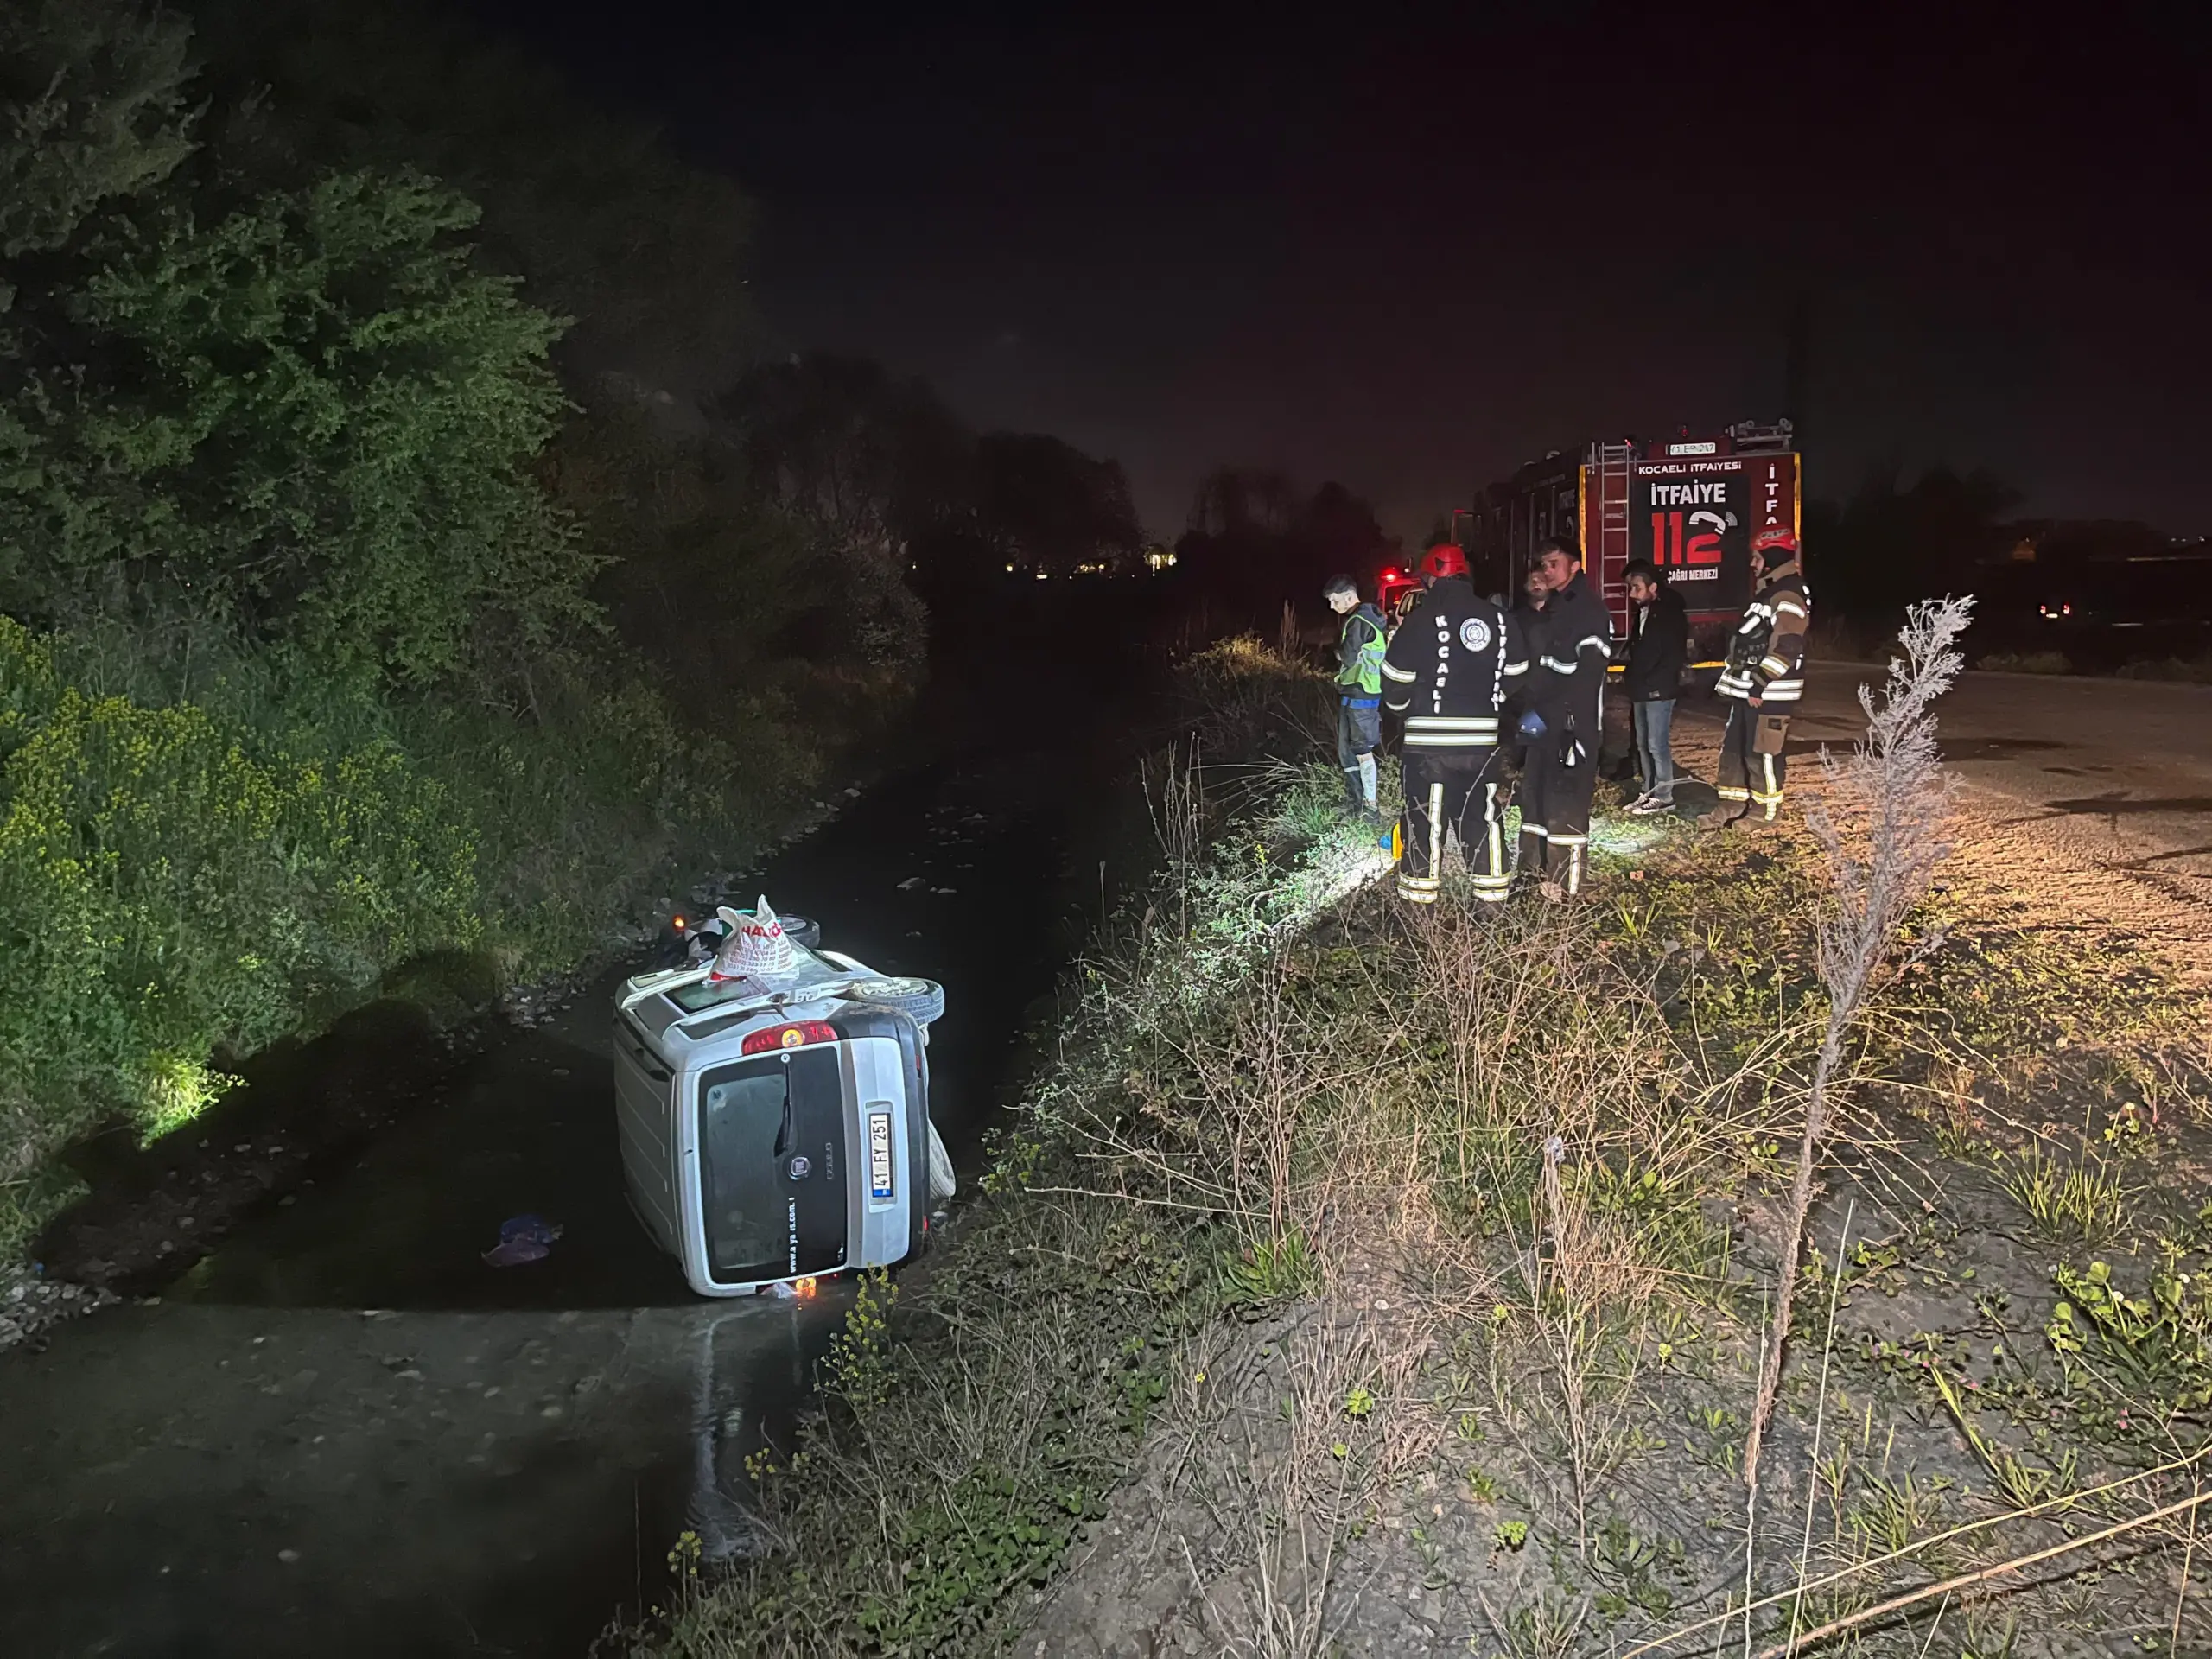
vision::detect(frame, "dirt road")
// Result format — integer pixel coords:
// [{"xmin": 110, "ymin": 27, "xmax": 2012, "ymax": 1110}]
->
[{"xmin": 1680, "ymin": 664, "xmax": 2212, "ymax": 976}]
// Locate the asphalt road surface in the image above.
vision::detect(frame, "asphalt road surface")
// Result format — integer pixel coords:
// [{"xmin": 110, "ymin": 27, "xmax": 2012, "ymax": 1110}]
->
[{"xmin": 1699, "ymin": 662, "xmax": 2212, "ymax": 910}]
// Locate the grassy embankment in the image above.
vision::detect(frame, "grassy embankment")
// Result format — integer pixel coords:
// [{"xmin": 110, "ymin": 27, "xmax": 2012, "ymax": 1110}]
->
[
  {"xmin": 646, "ymin": 635, "xmax": 2211, "ymax": 1658},
  {"xmin": 0, "ymin": 613, "xmax": 870, "ymax": 1259}
]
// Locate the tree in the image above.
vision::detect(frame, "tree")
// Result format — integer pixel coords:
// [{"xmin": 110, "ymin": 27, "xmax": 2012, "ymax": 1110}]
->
[
  {"xmin": 0, "ymin": 0, "xmax": 195, "ymax": 261},
  {"xmin": 2, "ymin": 162, "xmax": 594, "ymax": 696},
  {"xmin": 717, "ymin": 354, "xmax": 970, "ymax": 551},
  {"xmin": 971, "ymin": 431, "xmax": 1141, "ymax": 577},
  {"xmin": 187, "ymin": 0, "xmax": 761, "ymax": 378},
  {"xmin": 1177, "ymin": 470, "xmax": 1387, "ymax": 613},
  {"xmin": 1810, "ymin": 464, "xmax": 2020, "ymax": 621}
]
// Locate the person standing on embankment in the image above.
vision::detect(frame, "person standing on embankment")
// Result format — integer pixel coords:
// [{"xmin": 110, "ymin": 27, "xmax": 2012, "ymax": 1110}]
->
[
  {"xmin": 1324, "ymin": 573, "xmax": 1388, "ymax": 822},
  {"xmin": 1702, "ymin": 526, "xmax": 1811, "ymax": 829},
  {"xmin": 1621, "ymin": 559, "xmax": 1689, "ymax": 815},
  {"xmin": 1517, "ymin": 536, "xmax": 1611, "ymax": 899},
  {"xmin": 1380, "ymin": 544, "xmax": 1529, "ymax": 906}
]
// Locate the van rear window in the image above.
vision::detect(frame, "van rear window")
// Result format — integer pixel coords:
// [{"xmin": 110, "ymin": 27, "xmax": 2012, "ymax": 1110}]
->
[{"xmin": 697, "ymin": 1048, "xmax": 848, "ymax": 1284}]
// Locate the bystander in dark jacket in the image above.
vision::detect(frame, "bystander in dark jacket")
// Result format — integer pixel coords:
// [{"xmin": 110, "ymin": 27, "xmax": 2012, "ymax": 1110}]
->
[{"xmin": 1622, "ymin": 561, "xmax": 1688, "ymax": 812}]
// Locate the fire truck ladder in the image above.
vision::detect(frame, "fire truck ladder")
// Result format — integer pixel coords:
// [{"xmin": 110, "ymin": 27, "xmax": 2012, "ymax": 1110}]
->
[{"xmin": 1592, "ymin": 440, "xmax": 1634, "ymax": 614}]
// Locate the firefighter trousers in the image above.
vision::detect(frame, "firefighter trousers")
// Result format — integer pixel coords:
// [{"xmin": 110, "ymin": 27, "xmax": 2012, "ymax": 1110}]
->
[
  {"xmin": 1717, "ymin": 702, "xmax": 1791, "ymax": 821},
  {"xmin": 1516, "ymin": 728, "xmax": 1598, "ymax": 894},
  {"xmin": 1397, "ymin": 747, "xmax": 1509, "ymax": 906}
]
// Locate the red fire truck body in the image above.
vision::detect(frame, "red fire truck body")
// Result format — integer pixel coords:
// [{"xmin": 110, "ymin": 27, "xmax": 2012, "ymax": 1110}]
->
[{"xmin": 1464, "ymin": 421, "xmax": 1800, "ymax": 654}]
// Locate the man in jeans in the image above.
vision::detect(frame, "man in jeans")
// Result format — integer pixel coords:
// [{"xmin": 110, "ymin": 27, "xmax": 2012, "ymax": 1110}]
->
[
  {"xmin": 1621, "ymin": 561, "xmax": 1688, "ymax": 815},
  {"xmin": 1324, "ymin": 573, "xmax": 1387, "ymax": 820}
]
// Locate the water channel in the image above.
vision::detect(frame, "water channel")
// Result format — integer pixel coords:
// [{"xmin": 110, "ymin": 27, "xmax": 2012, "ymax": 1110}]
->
[{"xmin": 0, "ymin": 589, "xmax": 1176, "ymax": 1656}]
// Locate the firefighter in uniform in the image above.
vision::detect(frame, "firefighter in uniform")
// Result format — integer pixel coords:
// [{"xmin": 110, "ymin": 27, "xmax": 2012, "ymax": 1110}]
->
[
  {"xmin": 1380, "ymin": 544, "xmax": 1529, "ymax": 906},
  {"xmin": 1704, "ymin": 526, "xmax": 1811, "ymax": 828},
  {"xmin": 1517, "ymin": 536, "xmax": 1612, "ymax": 898},
  {"xmin": 1324, "ymin": 574, "xmax": 1388, "ymax": 819}
]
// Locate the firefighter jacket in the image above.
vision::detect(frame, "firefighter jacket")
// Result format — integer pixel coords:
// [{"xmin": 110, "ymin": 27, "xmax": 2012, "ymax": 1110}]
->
[
  {"xmin": 1334, "ymin": 602, "xmax": 1387, "ymax": 701},
  {"xmin": 1530, "ymin": 572, "xmax": 1612, "ymax": 730},
  {"xmin": 1717, "ymin": 558, "xmax": 1811, "ymax": 705},
  {"xmin": 1380, "ymin": 576, "xmax": 1529, "ymax": 748}
]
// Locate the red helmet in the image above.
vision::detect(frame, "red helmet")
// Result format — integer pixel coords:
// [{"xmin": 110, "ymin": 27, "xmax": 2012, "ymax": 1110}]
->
[
  {"xmin": 1417, "ymin": 543, "xmax": 1469, "ymax": 581},
  {"xmin": 1751, "ymin": 526, "xmax": 1800, "ymax": 556}
]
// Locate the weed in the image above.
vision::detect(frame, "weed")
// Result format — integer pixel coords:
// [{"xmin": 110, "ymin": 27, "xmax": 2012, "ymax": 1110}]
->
[
  {"xmin": 821, "ymin": 1269, "xmax": 897, "ymax": 1418},
  {"xmin": 1847, "ymin": 1471, "xmax": 1950, "ymax": 1555},
  {"xmin": 1488, "ymin": 1591, "xmax": 1586, "ymax": 1659},
  {"xmin": 1590, "ymin": 1516, "xmax": 1688, "ymax": 1619},
  {"xmin": 1928, "ymin": 1360, "xmax": 2076, "ymax": 1508},
  {"xmin": 1999, "ymin": 1144, "xmax": 2132, "ymax": 1243},
  {"xmin": 1218, "ymin": 1227, "xmax": 1323, "ymax": 1308},
  {"xmin": 2048, "ymin": 1256, "xmax": 2212, "ymax": 1421}
]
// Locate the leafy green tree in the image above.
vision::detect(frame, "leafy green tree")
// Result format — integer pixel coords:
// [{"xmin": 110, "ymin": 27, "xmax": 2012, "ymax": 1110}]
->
[
  {"xmin": 3, "ymin": 157, "xmax": 596, "ymax": 696},
  {"xmin": 187, "ymin": 0, "xmax": 760, "ymax": 378},
  {"xmin": 0, "ymin": 0, "xmax": 194, "ymax": 261}
]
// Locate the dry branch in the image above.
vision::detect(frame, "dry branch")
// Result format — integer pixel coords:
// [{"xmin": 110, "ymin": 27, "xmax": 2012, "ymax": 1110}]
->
[{"xmin": 1743, "ymin": 596, "xmax": 1974, "ymax": 1499}]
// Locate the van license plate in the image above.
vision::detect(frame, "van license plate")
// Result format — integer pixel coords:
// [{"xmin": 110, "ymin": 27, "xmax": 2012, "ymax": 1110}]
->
[{"xmin": 868, "ymin": 1111, "xmax": 894, "ymax": 1200}]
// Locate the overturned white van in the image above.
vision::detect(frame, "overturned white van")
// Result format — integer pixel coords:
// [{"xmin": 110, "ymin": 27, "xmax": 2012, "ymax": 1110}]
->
[{"xmin": 613, "ymin": 905, "xmax": 954, "ymax": 1298}]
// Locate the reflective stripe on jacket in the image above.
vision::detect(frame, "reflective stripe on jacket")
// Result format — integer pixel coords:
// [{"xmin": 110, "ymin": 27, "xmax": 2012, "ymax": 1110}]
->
[
  {"xmin": 1530, "ymin": 572, "xmax": 1611, "ymax": 727},
  {"xmin": 1380, "ymin": 577, "xmax": 1528, "ymax": 747}
]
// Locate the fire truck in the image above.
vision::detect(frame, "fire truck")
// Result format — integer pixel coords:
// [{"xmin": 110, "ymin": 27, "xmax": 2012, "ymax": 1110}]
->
[{"xmin": 1459, "ymin": 419, "xmax": 1801, "ymax": 657}]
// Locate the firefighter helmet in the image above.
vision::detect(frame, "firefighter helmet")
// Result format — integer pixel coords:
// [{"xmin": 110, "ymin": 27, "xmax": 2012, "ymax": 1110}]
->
[
  {"xmin": 1417, "ymin": 543, "xmax": 1469, "ymax": 582},
  {"xmin": 1751, "ymin": 526, "xmax": 1800, "ymax": 556}
]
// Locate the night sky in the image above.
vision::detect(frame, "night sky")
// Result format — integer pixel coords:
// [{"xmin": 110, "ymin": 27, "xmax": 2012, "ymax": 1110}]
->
[{"xmin": 457, "ymin": 1, "xmax": 2209, "ymax": 542}]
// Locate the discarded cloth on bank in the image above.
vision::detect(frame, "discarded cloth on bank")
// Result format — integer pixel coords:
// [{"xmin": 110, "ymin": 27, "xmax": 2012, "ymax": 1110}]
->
[{"xmin": 483, "ymin": 1213, "xmax": 563, "ymax": 1267}]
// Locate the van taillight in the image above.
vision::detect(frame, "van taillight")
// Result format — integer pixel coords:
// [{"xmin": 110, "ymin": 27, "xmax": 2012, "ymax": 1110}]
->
[{"xmin": 741, "ymin": 1020, "xmax": 838, "ymax": 1055}]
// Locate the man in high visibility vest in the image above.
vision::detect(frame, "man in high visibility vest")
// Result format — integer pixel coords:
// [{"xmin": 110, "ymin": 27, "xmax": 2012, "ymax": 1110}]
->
[{"xmin": 1325, "ymin": 573, "xmax": 1388, "ymax": 821}]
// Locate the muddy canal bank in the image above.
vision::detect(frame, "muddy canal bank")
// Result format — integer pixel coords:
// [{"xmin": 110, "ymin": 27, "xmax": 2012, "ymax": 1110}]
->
[{"xmin": 2, "ymin": 588, "xmax": 1186, "ymax": 1657}]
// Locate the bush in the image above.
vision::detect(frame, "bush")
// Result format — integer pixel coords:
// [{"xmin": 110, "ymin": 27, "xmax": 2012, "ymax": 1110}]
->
[
  {"xmin": 2115, "ymin": 652, "xmax": 2212, "ymax": 683},
  {"xmin": 0, "ymin": 607, "xmax": 817, "ymax": 1253},
  {"xmin": 1173, "ymin": 634, "xmax": 1334, "ymax": 760},
  {"xmin": 1976, "ymin": 650, "xmax": 2072, "ymax": 674},
  {"xmin": 0, "ymin": 617, "xmax": 479, "ymax": 1222}
]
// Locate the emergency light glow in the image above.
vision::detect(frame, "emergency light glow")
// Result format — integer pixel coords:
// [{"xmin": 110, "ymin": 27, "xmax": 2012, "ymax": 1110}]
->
[{"xmin": 740, "ymin": 1020, "xmax": 839, "ymax": 1055}]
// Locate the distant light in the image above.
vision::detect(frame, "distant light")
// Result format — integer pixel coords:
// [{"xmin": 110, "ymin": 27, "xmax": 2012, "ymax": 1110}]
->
[
  {"xmin": 1005, "ymin": 563, "xmax": 1016, "ymax": 573},
  {"xmin": 1035, "ymin": 570, "xmax": 1050, "ymax": 581}
]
